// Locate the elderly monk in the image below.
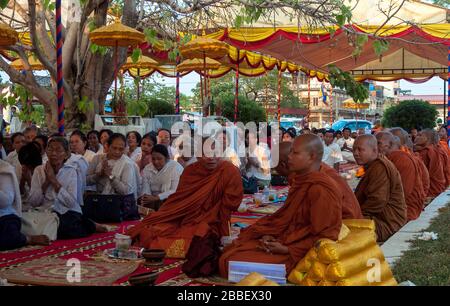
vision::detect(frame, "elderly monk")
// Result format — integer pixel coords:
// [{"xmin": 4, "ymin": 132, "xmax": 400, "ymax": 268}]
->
[
  {"xmin": 275, "ymin": 141, "xmax": 362, "ymax": 219},
  {"xmin": 414, "ymin": 129, "xmax": 448, "ymax": 197},
  {"xmin": 272, "ymin": 142, "xmax": 295, "ymax": 186},
  {"xmin": 219, "ymin": 135, "xmax": 343, "ymax": 278},
  {"xmin": 438, "ymin": 126, "xmax": 450, "ymax": 156},
  {"xmin": 376, "ymin": 132, "xmax": 425, "ymax": 221},
  {"xmin": 431, "ymin": 130, "xmax": 450, "ymax": 187},
  {"xmin": 127, "ymin": 139, "xmax": 243, "ymax": 258},
  {"xmin": 353, "ymin": 135, "xmax": 406, "ymax": 242},
  {"xmin": 390, "ymin": 127, "xmax": 430, "ymax": 198}
]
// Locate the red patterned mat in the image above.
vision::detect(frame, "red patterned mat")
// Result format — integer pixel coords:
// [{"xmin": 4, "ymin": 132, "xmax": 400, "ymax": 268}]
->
[{"xmin": 0, "ymin": 258, "xmax": 139, "ymax": 286}]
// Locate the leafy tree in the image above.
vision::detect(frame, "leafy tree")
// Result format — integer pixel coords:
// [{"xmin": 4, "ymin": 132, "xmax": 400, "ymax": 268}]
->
[
  {"xmin": 382, "ymin": 100, "xmax": 439, "ymax": 131},
  {"xmin": 220, "ymin": 94, "xmax": 266, "ymax": 123}
]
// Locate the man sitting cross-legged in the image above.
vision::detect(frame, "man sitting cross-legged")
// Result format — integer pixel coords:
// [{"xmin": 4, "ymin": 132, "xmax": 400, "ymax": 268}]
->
[{"xmin": 219, "ymin": 134, "xmax": 343, "ymax": 278}]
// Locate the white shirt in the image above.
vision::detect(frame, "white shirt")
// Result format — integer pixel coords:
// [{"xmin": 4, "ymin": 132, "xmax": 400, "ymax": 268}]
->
[
  {"xmin": 246, "ymin": 144, "xmax": 271, "ymax": 181},
  {"xmin": 336, "ymin": 137, "xmax": 355, "ymax": 150},
  {"xmin": 141, "ymin": 160, "xmax": 184, "ymax": 200},
  {"xmin": 27, "ymin": 162, "xmax": 81, "ymax": 215},
  {"xmin": 0, "ymin": 160, "xmax": 21, "ymax": 217},
  {"xmin": 127, "ymin": 147, "xmax": 142, "ymax": 162},
  {"xmin": 322, "ymin": 142, "xmax": 343, "ymax": 167},
  {"xmin": 5, "ymin": 150, "xmax": 22, "ymax": 182},
  {"xmin": 0, "ymin": 146, "xmax": 6, "ymax": 160},
  {"xmin": 83, "ymin": 149, "xmax": 96, "ymax": 164}
]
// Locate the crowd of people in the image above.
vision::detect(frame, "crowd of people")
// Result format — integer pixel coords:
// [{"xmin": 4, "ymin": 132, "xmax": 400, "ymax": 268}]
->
[{"xmin": 0, "ymin": 122, "xmax": 448, "ymax": 280}]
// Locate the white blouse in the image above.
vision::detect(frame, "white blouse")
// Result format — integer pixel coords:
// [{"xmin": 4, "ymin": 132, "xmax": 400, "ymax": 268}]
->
[
  {"xmin": 0, "ymin": 160, "xmax": 21, "ymax": 218},
  {"xmin": 141, "ymin": 160, "xmax": 183, "ymax": 200},
  {"xmin": 27, "ymin": 162, "xmax": 81, "ymax": 215},
  {"xmin": 246, "ymin": 144, "xmax": 271, "ymax": 181},
  {"xmin": 5, "ymin": 150, "xmax": 22, "ymax": 182},
  {"xmin": 83, "ymin": 149, "xmax": 96, "ymax": 164},
  {"xmin": 127, "ymin": 147, "xmax": 142, "ymax": 162}
]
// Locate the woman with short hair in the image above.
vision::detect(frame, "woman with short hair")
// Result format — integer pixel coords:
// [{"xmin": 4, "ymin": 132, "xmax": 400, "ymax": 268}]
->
[
  {"xmin": 126, "ymin": 131, "xmax": 142, "ymax": 162},
  {"xmin": 70, "ymin": 130, "xmax": 96, "ymax": 163}
]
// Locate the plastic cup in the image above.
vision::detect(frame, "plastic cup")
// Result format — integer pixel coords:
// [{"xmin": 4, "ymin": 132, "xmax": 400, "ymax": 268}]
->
[
  {"xmin": 115, "ymin": 234, "xmax": 132, "ymax": 251},
  {"xmin": 253, "ymin": 194, "xmax": 263, "ymax": 206}
]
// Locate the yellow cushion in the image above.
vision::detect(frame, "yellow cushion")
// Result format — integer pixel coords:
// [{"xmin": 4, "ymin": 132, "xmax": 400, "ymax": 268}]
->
[
  {"xmin": 325, "ymin": 244, "xmax": 385, "ymax": 281},
  {"xmin": 236, "ymin": 272, "xmax": 266, "ymax": 286},
  {"xmin": 308, "ymin": 260, "xmax": 327, "ymax": 281},
  {"xmin": 294, "ymin": 248, "xmax": 318, "ymax": 272},
  {"xmin": 343, "ymin": 219, "xmax": 376, "ymax": 232},
  {"xmin": 316, "ymin": 229, "xmax": 377, "ymax": 264},
  {"xmin": 335, "ymin": 260, "xmax": 394, "ymax": 286},
  {"xmin": 287, "ymin": 270, "xmax": 306, "ymax": 285}
]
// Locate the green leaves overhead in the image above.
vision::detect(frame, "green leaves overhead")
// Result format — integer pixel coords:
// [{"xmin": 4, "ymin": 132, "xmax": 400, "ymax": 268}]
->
[
  {"xmin": 144, "ymin": 28, "xmax": 158, "ymax": 47},
  {"xmin": 0, "ymin": 0, "xmax": 9, "ymax": 9},
  {"xmin": 373, "ymin": 40, "xmax": 390, "ymax": 57},
  {"xmin": 43, "ymin": 0, "xmax": 55, "ymax": 11},
  {"xmin": 328, "ymin": 65, "xmax": 369, "ymax": 104},
  {"xmin": 131, "ymin": 48, "xmax": 142, "ymax": 63},
  {"xmin": 89, "ymin": 43, "xmax": 108, "ymax": 56}
]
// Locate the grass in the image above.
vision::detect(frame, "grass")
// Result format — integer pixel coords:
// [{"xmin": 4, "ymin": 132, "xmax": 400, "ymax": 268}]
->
[{"xmin": 392, "ymin": 202, "xmax": 450, "ymax": 286}]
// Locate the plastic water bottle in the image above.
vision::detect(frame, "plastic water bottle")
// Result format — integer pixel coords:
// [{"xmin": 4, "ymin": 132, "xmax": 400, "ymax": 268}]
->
[{"xmin": 262, "ymin": 186, "xmax": 270, "ymax": 202}]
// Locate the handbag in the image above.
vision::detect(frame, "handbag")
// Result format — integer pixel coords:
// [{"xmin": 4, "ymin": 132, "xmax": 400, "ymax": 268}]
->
[
  {"xmin": 242, "ymin": 175, "xmax": 258, "ymax": 194},
  {"xmin": 21, "ymin": 209, "xmax": 60, "ymax": 241},
  {"xmin": 83, "ymin": 193, "xmax": 139, "ymax": 223}
]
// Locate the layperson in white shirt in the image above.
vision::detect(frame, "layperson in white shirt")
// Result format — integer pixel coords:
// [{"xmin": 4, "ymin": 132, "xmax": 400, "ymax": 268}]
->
[
  {"xmin": 6, "ymin": 132, "xmax": 26, "ymax": 182},
  {"xmin": 98, "ymin": 129, "xmax": 114, "ymax": 154},
  {"xmin": 140, "ymin": 144, "xmax": 183, "ymax": 208},
  {"xmin": 173, "ymin": 134, "xmax": 197, "ymax": 168},
  {"xmin": 216, "ymin": 130, "xmax": 240, "ymax": 168},
  {"xmin": 336, "ymin": 127, "xmax": 356, "ymax": 163},
  {"xmin": 70, "ymin": 130, "xmax": 96, "ymax": 163},
  {"xmin": 27, "ymin": 137, "xmax": 106, "ymax": 239},
  {"xmin": 322, "ymin": 129, "xmax": 343, "ymax": 168},
  {"xmin": 157, "ymin": 128, "xmax": 176, "ymax": 159},
  {"xmin": 87, "ymin": 130, "xmax": 103, "ymax": 154},
  {"xmin": 136, "ymin": 133, "xmax": 156, "ymax": 174},
  {"xmin": 246, "ymin": 130, "xmax": 271, "ymax": 188},
  {"xmin": 23, "ymin": 125, "xmax": 38, "ymax": 143},
  {"xmin": 0, "ymin": 159, "xmax": 49, "ymax": 250},
  {"xmin": 126, "ymin": 131, "xmax": 142, "ymax": 162},
  {"xmin": 90, "ymin": 133, "xmax": 140, "ymax": 199}
]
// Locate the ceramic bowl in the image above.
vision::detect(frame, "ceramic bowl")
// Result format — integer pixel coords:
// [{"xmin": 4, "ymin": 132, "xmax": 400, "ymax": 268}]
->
[{"xmin": 128, "ymin": 271, "xmax": 159, "ymax": 286}]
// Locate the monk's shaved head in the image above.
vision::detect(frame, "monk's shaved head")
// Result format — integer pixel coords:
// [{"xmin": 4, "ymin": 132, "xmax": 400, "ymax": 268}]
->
[
  {"xmin": 392, "ymin": 136, "xmax": 401, "ymax": 150},
  {"xmin": 353, "ymin": 135, "xmax": 379, "ymax": 165},
  {"xmin": 375, "ymin": 131, "xmax": 396, "ymax": 156},
  {"xmin": 275, "ymin": 141, "xmax": 293, "ymax": 177},
  {"xmin": 293, "ymin": 134, "xmax": 324, "ymax": 161},
  {"xmin": 416, "ymin": 128, "xmax": 439, "ymax": 146},
  {"xmin": 390, "ymin": 127, "xmax": 413, "ymax": 150},
  {"xmin": 288, "ymin": 134, "xmax": 323, "ymax": 174}
]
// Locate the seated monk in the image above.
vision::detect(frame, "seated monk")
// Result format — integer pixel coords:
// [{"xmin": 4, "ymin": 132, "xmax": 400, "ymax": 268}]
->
[
  {"xmin": 390, "ymin": 127, "xmax": 429, "ymax": 199},
  {"xmin": 219, "ymin": 134, "xmax": 343, "ymax": 278},
  {"xmin": 438, "ymin": 126, "xmax": 450, "ymax": 156},
  {"xmin": 127, "ymin": 138, "xmax": 243, "ymax": 258},
  {"xmin": 376, "ymin": 132, "xmax": 426, "ymax": 221},
  {"xmin": 414, "ymin": 129, "xmax": 447, "ymax": 197},
  {"xmin": 432, "ymin": 130, "xmax": 450, "ymax": 188},
  {"xmin": 271, "ymin": 142, "xmax": 294, "ymax": 186},
  {"xmin": 276, "ymin": 141, "xmax": 362, "ymax": 219},
  {"xmin": 353, "ymin": 135, "xmax": 407, "ymax": 243}
]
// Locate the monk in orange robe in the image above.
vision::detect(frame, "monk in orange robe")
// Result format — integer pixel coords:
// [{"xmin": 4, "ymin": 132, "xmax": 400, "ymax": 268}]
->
[
  {"xmin": 376, "ymin": 132, "xmax": 425, "ymax": 221},
  {"xmin": 390, "ymin": 127, "xmax": 430, "ymax": 199},
  {"xmin": 414, "ymin": 129, "xmax": 447, "ymax": 197},
  {"xmin": 127, "ymin": 141, "xmax": 243, "ymax": 258},
  {"xmin": 438, "ymin": 126, "xmax": 450, "ymax": 156},
  {"xmin": 219, "ymin": 135, "xmax": 343, "ymax": 278},
  {"xmin": 353, "ymin": 135, "xmax": 407, "ymax": 242}
]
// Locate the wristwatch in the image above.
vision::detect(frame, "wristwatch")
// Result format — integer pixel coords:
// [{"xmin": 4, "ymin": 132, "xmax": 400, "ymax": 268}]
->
[{"xmin": 109, "ymin": 175, "xmax": 115, "ymax": 181}]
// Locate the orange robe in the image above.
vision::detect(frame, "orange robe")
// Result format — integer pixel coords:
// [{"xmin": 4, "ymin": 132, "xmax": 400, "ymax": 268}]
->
[
  {"xmin": 416, "ymin": 145, "xmax": 446, "ymax": 197},
  {"xmin": 319, "ymin": 163, "xmax": 363, "ymax": 219},
  {"xmin": 219, "ymin": 171, "xmax": 342, "ymax": 278},
  {"xmin": 355, "ymin": 156, "xmax": 407, "ymax": 242},
  {"xmin": 439, "ymin": 140, "xmax": 450, "ymax": 156},
  {"xmin": 435, "ymin": 144, "xmax": 450, "ymax": 187},
  {"xmin": 127, "ymin": 161, "xmax": 243, "ymax": 258},
  {"xmin": 387, "ymin": 151, "xmax": 425, "ymax": 221},
  {"xmin": 400, "ymin": 146, "xmax": 429, "ymax": 198}
]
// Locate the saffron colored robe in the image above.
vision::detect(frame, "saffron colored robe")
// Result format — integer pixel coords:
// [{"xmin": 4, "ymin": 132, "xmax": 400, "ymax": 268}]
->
[
  {"xmin": 416, "ymin": 145, "xmax": 446, "ymax": 197},
  {"xmin": 387, "ymin": 151, "xmax": 425, "ymax": 221},
  {"xmin": 355, "ymin": 156, "xmax": 407, "ymax": 242},
  {"xmin": 219, "ymin": 171, "xmax": 343, "ymax": 278},
  {"xmin": 319, "ymin": 163, "xmax": 363, "ymax": 219},
  {"xmin": 127, "ymin": 160, "xmax": 243, "ymax": 258}
]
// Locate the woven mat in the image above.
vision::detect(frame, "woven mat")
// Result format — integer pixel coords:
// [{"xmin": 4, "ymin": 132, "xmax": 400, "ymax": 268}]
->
[{"xmin": 0, "ymin": 258, "xmax": 139, "ymax": 286}]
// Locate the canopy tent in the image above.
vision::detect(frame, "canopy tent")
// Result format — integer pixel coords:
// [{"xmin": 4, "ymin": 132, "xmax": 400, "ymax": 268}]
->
[{"xmin": 194, "ymin": 0, "xmax": 449, "ymax": 81}]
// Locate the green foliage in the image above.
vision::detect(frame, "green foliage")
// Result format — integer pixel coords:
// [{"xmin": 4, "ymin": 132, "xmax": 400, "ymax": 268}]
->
[
  {"xmin": 43, "ymin": 0, "xmax": 55, "ymax": 11},
  {"xmin": 76, "ymin": 96, "xmax": 94, "ymax": 113},
  {"xmin": 373, "ymin": 40, "xmax": 390, "ymax": 57},
  {"xmin": 382, "ymin": 99, "xmax": 439, "ymax": 130},
  {"xmin": 329, "ymin": 65, "xmax": 369, "ymax": 103},
  {"xmin": 89, "ymin": 43, "xmax": 108, "ymax": 56},
  {"xmin": 131, "ymin": 48, "xmax": 142, "ymax": 63},
  {"xmin": 0, "ymin": 0, "xmax": 9, "ymax": 9},
  {"xmin": 78, "ymin": 123, "xmax": 92, "ymax": 134},
  {"xmin": 145, "ymin": 98, "xmax": 175, "ymax": 117},
  {"xmin": 127, "ymin": 98, "xmax": 148, "ymax": 117},
  {"xmin": 220, "ymin": 95, "xmax": 266, "ymax": 124}
]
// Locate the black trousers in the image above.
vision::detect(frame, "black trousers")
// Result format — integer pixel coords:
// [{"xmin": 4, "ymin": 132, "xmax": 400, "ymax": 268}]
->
[
  {"xmin": 0, "ymin": 214, "xmax": 27, "ymax": 251},
  {"xmin": 56, "ymin": 211, "xmax": 96, "ymax": 240}
]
